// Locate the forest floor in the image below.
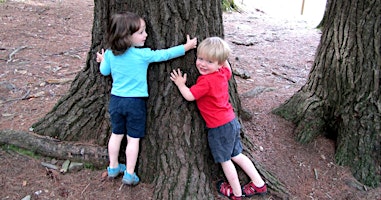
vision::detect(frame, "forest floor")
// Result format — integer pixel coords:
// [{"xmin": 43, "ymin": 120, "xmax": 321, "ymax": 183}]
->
[{"xmin": 0, "ymin": 0, "xmax": 380, "ymax": 199}]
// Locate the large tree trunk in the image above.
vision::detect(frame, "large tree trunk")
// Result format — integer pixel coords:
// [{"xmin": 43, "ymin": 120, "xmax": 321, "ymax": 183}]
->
[
  {"xmin": 273, "ymin": 0, "xmax": 381, "ymax": 187},
  {"xmin": 28, "ymin": 0, "xmax": 289, "ymax": 198},
  {"xmin": 139, "ymin": 1, "xmax": 223, "ymax": 199}
]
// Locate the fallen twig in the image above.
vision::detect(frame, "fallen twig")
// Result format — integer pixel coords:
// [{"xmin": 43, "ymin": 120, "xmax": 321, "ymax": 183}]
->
[
  {"xmin": 119, "ymin": 183, "xmax": 124, "ymax": 191},
  {"xmin": 0, "ymin": 90, "xmax": 48, "ymax": 104},
  {"xmin": 272, "ymin": 71, "xmax": 296, "ymax": 83},
  {"xmin": 21, "ymin": 89, "xmax": 31, "ymax": 100},
  {"xmin": 41, "ymin": 162, "xmax": 59, "ymax": 170},
  {"xmin": 46, "ymin": 78, "xmax": 74, "ymax": 84},
  {"xmin": 0, "ymin": 90, "xmax": 31, "ymax": 104},
  {"xmin": 63, "ymin": 70, "xmax": 81, "ymax": 76},
  {"xmin": 7, "ymin": 46, "xmax": 28, "ymax": 63},
  {"xmin": 314, "ymin": 168, "xmax": 319, "ymax": 180},
  {"xmin": 232, "ymin": 40, "xmax": 258, "ymax": 46},
  {"xmin": 81, "ymin": 183, "xmax": 91, "ymax": 195}
]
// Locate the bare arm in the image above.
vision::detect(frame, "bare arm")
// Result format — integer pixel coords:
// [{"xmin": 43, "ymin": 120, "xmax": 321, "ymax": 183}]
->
[
  {"xmin": 170, "ymin": 69, "xmax": 195, "ymax": 101},
  {"xmin": 183, "ymin": 35, "xmax": 197, "ymax": 52}
]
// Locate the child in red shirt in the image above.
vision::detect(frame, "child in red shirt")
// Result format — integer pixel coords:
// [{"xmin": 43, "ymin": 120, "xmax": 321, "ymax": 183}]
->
[{"xmin": 170, "ymin": 37, "xmax": 267, "ymax": 199}]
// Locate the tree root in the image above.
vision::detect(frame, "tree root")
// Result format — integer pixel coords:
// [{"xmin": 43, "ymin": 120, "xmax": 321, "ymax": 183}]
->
[{"xmin": 0, "ymin": 129, "xmax": 108, "ymax": 168}]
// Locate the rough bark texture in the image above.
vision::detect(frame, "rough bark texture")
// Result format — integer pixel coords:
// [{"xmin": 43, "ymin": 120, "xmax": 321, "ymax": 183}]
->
[
  {"xmin": 30, "ymin": 0, "xmax": 112, "ymax": 145},
  {"xmin": 28, "ymin": 0, "xmax": 290, "ymax": 199},
  {"xmin": 273, "ymin": 0, "xmax": 381, "ymax": 187},
  {"xmin": 0, "ymin": 130, "xmax": 108, "ymax": 168}
]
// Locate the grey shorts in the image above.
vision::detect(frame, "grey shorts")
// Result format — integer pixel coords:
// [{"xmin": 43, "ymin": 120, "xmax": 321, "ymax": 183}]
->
[{"xmin": 207, "ymin": 118, "xmax": 243, "ymax": 163}]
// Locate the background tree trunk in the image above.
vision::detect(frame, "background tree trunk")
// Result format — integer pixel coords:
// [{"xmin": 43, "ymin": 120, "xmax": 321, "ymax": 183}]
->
[
  {"xmin": 273, "ymin": 0, "xmax": 381, "ymax": 187},
  {"xmin": 29, "ymin": 0, "xmax": 289, "ymax": 198}
]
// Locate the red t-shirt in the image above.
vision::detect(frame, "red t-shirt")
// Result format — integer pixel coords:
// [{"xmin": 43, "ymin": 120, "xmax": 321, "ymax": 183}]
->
[{"xmin": 190, "ymin": 67, "xmax": 235, "ymax": 128}]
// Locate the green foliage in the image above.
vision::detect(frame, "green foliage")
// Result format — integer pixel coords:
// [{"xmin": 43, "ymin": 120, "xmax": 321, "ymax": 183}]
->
[
  {"xmin": 2, "ymin": 144, "xmax": 41, "ymax": 159},
  {"xmin": 222, "ymin": 0, "xmax": 241, "ymax": 12},
  {"xmin": 0, "ymin": 0, "xmax": 6, "ymax": 3},
  {"xmin": 83, "ymin": 163, "xmax": 96, "ymax": 170}
]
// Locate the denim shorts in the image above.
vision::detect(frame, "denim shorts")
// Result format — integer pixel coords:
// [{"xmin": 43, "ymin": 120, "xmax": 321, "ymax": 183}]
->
[
  {"xmin": 109, "ymin": 95, "xmax": 147, "ymax": 138},
  {"xmin": 207, "ymin": 118, "xmax": 243, "ymax": 163}
]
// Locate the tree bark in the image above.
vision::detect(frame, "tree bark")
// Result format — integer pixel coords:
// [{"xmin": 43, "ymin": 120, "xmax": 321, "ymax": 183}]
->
[
  {"xmin": 27, "ymin": 0, "xmax": 290, "ymax": 198},
  {"xmin": 0, "ymin": 130, "xmax": 108, "ymax": 168},
  {"xmin": 30, "ymin": 0, "xmax": 114, "ymax": 145},
  {"xmin": 273, "ymin": 0, "xmax": 381, "ymax": 187}
]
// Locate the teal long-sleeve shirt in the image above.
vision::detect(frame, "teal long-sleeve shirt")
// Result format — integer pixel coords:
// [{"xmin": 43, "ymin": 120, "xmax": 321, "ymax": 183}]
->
[{"xmin": 100, "ymin": 45, "xmax": 185, "ymax": 97}]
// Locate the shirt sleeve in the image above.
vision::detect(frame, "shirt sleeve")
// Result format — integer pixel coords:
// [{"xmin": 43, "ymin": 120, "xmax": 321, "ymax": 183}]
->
[
  {"xmin": 220, "ymin": 66, "xmax": 232, "ymax": 80},
  {"xmin": 190, "ymin": 76, "xmax": 210, "ymax": 100},
  {"xmin": 142, "ymin": 45, "xmax": 185, "ymax": 63}
]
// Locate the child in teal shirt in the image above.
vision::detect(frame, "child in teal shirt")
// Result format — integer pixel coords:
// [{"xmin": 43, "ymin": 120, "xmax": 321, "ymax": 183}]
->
[{"xmin": 96, "ymin": 11, "xmax": 197, "ymax": 185}]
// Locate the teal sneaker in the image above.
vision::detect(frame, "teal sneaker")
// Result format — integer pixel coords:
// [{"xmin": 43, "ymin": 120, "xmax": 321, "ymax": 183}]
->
[
  {"xmin": 122, "ymin": 171, "xmax": 140, "ymax": 185},
  {"xmin": 107, "ymin": 164, "xmax": 126, "ymax": 178}
]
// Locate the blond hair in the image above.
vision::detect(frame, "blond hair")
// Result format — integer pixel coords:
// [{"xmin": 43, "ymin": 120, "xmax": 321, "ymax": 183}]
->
[{"xmin": 197, "ymin": 37, "xmax": 231, "ymax": 64}]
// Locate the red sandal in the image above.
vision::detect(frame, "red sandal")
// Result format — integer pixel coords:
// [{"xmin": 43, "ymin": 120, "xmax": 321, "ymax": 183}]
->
[
  {"xmin": 242, "ymin": 182, "xmax": 267, "ymax": 197},
  {"xmin": 217, "ymin": 180, "xmax": 233, "ymax": 197},
  {"xmin": 230, "ymin": 195, "xmax": 242, "ymax": 200}
]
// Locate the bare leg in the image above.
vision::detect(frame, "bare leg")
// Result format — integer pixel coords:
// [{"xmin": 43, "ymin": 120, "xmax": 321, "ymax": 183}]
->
[
  {"xmin": 232, "ymin": 153, "xmax": 265, "ymax": 187},
  {"xmin": 125, "ymin": 135, "xmax": 140, "ymax": 174},
  {"xmin": 108, "ymin": 133, "xmax": 124, "ymax": 168},
  {"xmin": 221, "ymin": 160, "xmax": 242, "ymax": 196}
]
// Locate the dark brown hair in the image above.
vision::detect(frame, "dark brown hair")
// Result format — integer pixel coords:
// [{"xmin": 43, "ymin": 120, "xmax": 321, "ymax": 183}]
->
[{"xmin": 106, "ymin": 12, "xmax": 141, "ymax": 55}]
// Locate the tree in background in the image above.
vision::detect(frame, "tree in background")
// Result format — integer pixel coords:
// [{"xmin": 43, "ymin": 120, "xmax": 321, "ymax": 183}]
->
[{"xmin": 274, "ymin": 0, "xmax": 381, "ymax": 187}]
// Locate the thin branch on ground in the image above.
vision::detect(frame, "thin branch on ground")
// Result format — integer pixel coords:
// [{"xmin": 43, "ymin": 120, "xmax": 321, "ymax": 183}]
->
[
  {"xmin": 7, "ymin": 46, "xmax": 28, "ymax": 63},
  {"xmin": 272, "ymin": 71, "xmax": 296, "ymax": 83}
]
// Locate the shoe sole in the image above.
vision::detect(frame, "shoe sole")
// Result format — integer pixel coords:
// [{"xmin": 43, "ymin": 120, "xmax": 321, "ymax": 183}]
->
[
  {"xmin": 122, "ymin": 180, "xmax": 139, "ymax": 186},
  {"xmin": 243, "ymin": 191, "xmax": 267, "ymax": 197},
  {"xmin": 107, "ymin": 171, "xmax": 123, "ymax": 178},
  {"xmin": 122, "ymin": 173, "xmax": 139, "ymax": 186}
]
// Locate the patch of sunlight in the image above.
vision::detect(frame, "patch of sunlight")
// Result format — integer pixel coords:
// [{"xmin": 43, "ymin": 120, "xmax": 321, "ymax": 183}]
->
[{"xmin": 237, "ymin": 0, "xmax": 326, "ymax": 28}]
